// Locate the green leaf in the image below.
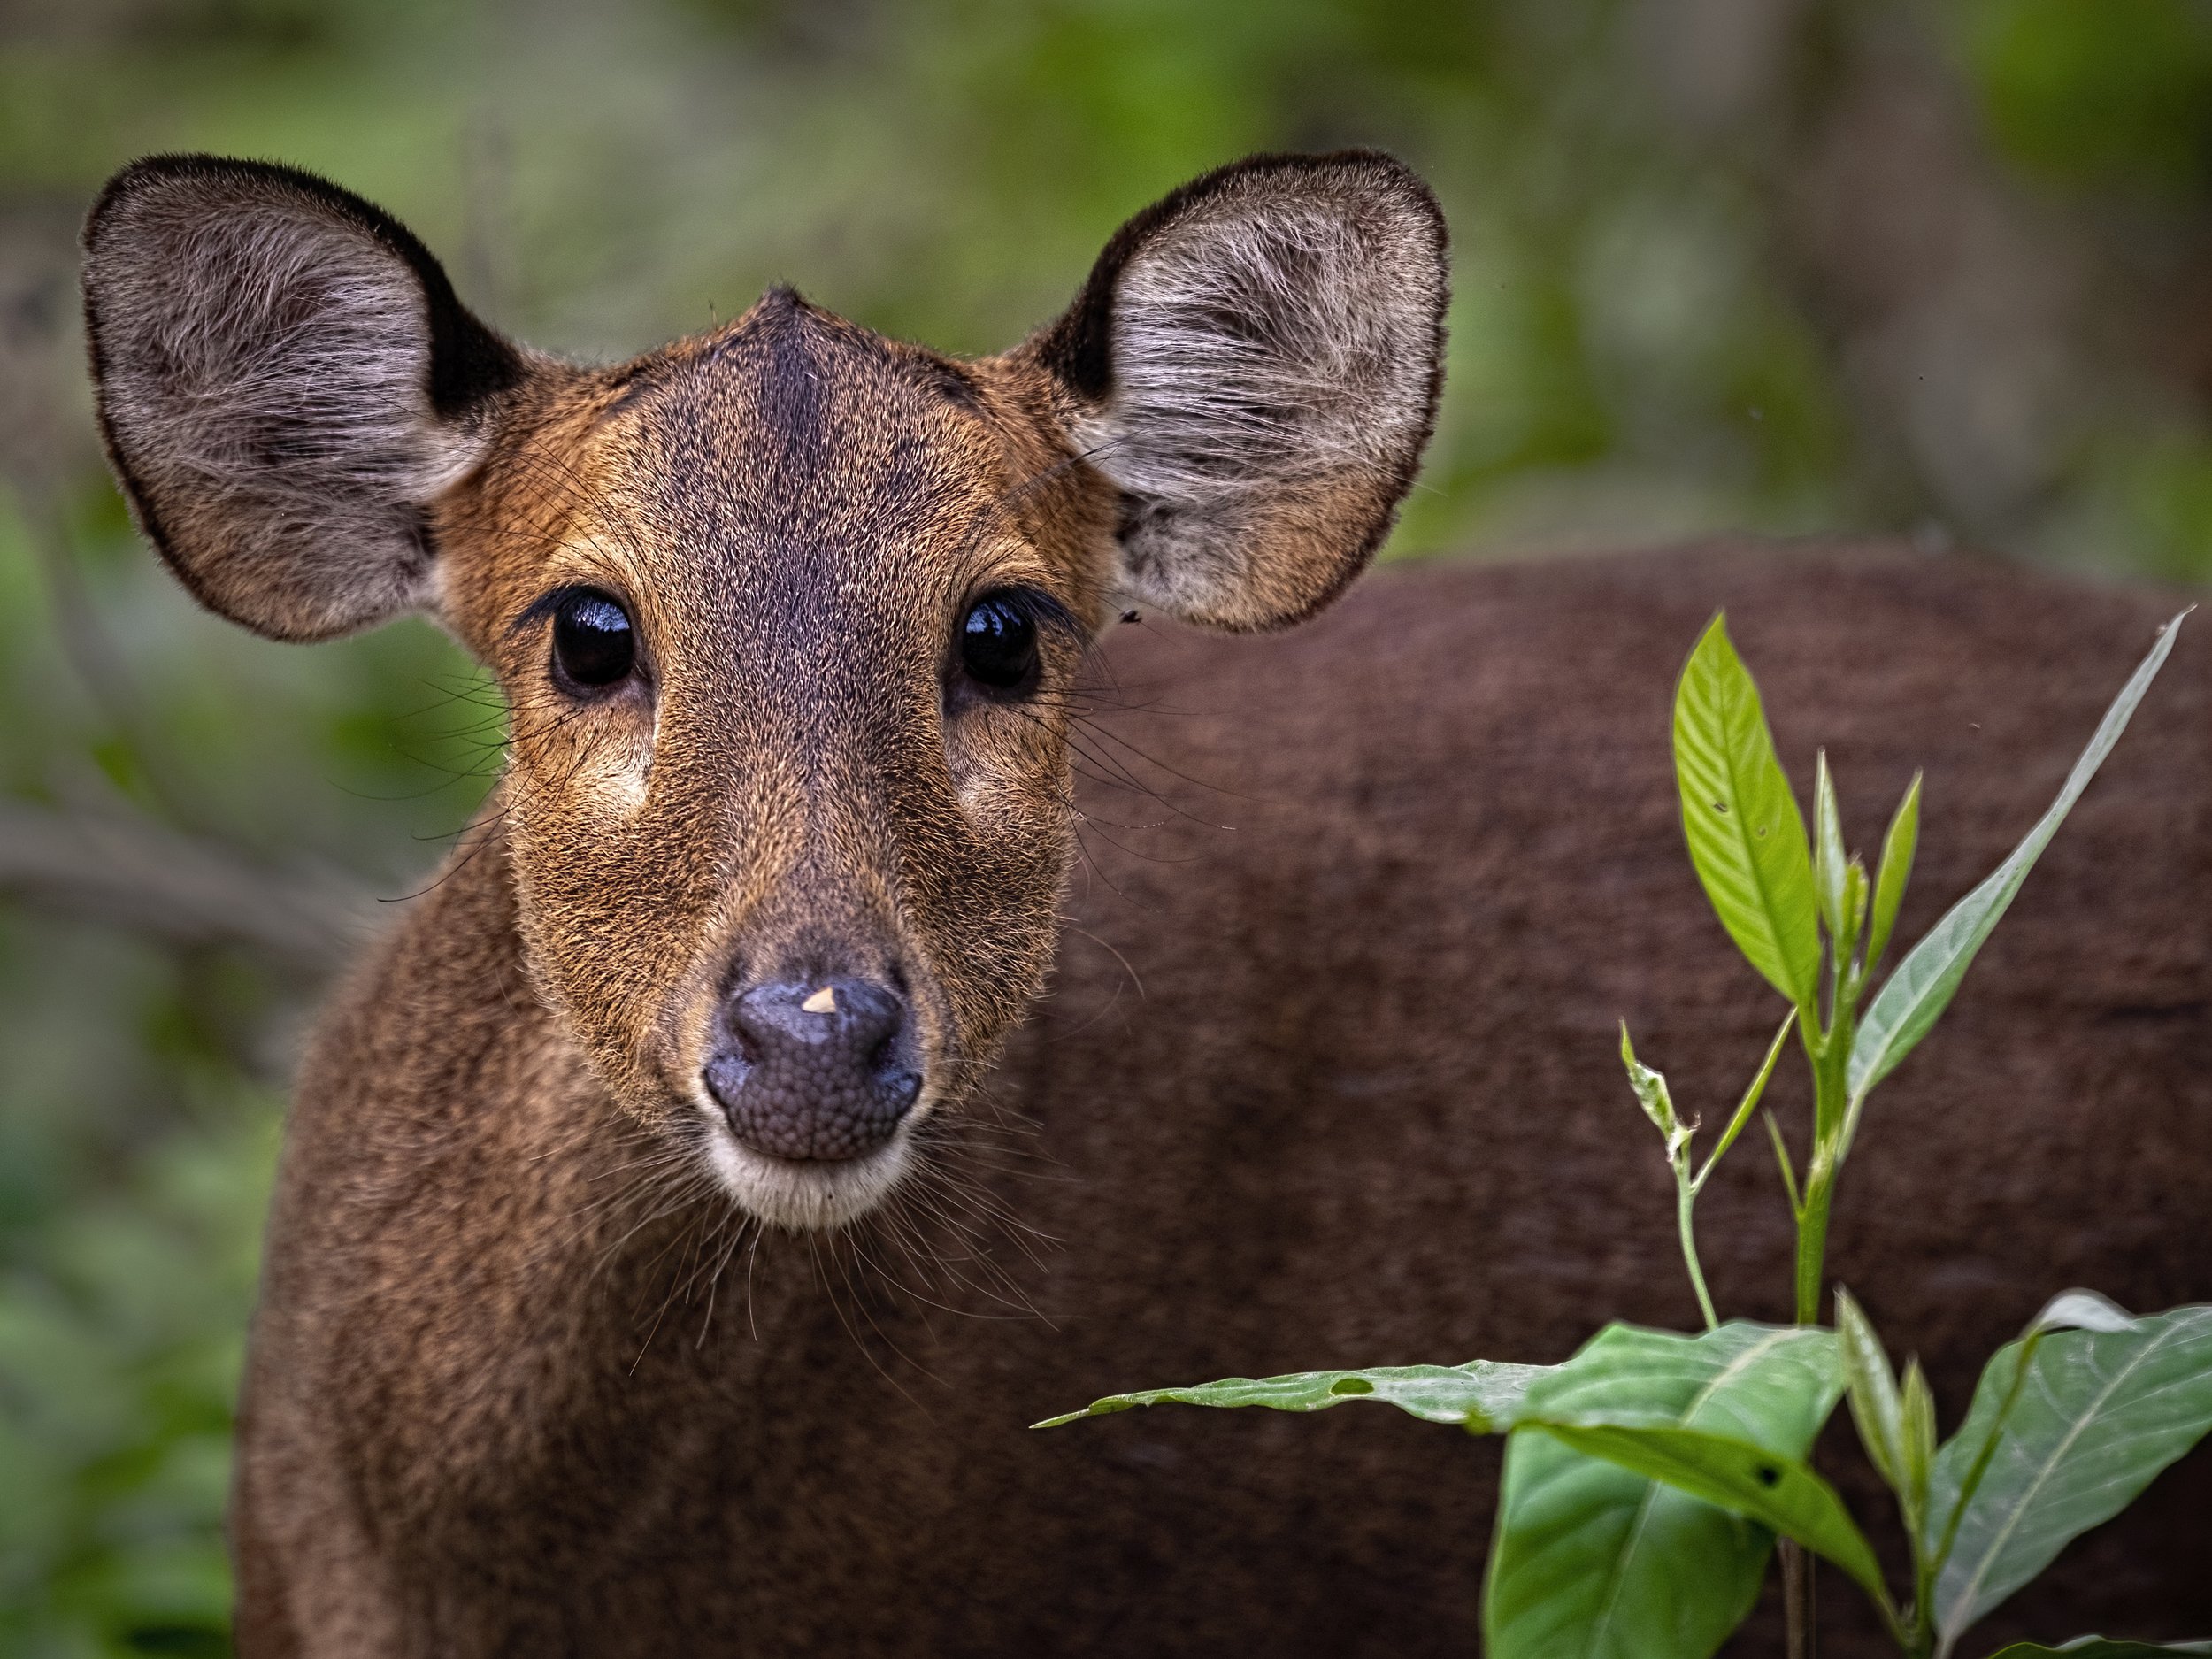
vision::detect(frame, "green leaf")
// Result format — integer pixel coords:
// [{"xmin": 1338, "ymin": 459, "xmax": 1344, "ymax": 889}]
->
[
  {"xmin": 1848, "ymin": 612, "xmax": 2187, "ymax": 1108},
  {"xmin": 1814, "ymin": 749, "xmax": 1848, "ymax": 941},
  {"xmin": 1981, "ymin": 1642, "xmax": 2212, "ymax": 1656},
  {"xmin": 1032, "ymin": 1358, "xmax": 1549, "ymax": 1431},
  {"xmin": 1901, "ymin": 1359, "xmax": 1937, "ymax": 1524},
  {"xmin": 1525, "ymin": 1422, "xmax": 1889, "ymax": 1609},
  {"xmin": 1928, "ymin": 1302, "xmax": 2212, "ymax": 1649},
  {"xmin": 1484, "ymin": 1322, "xmax": 1843, "ymax": 1659},
  {"xmin": 1673, "ymin": 614, "xmax": 1822, "ymax": 1010},
  {"xmin": 1692, "ymin": 1010, "xmax": 1796, "ymax": 1191},
  {"xmin": 1863, "ymin": 771, "xmax": 1921, "ymax": 979},
  {"xmin": 1763, "ymin": 1110, "xmax": 1802, "ymax": 1217},
  {"xmin": 1835, "ymin": 1290, "xmax": 1912, "ymax": 1515}
]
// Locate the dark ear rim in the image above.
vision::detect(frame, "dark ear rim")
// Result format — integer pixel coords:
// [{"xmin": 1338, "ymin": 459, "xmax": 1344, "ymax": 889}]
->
[
  {"xmin": 1029, "ymin": 148, "xmax": 1449, "ymax": 408},
  {"xmin": 84, "ymin": 154, "xmax": 525, "ymax": 419},
  {"xmin": 81, "ymin": 155, "xmax": 527, "ymax": 638},
  {"xmin": 1025, "ymin": 148, "xmax": 1450, "ymax": 634}
]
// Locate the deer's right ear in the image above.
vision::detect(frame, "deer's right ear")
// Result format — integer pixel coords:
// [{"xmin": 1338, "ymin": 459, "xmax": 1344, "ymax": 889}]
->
[{"xmin": 82, "ymin": 156, "xmax": 530, "ymax": 642}]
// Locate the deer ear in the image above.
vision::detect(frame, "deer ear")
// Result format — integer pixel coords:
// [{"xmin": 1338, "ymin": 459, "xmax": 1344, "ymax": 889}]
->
[
  {"xmin": 1023, "ymin": 150, "xmax": 1448, "ymax": 632},
  {"xmin": 82, "ymin": 156, "xmax": 529, "ymax": 642}
]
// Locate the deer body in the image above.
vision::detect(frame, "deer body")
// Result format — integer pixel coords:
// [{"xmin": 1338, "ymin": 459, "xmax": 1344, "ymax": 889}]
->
[{"xmin": 79, "ymin": 155, "xmax": 2208, "ymax": 1656}]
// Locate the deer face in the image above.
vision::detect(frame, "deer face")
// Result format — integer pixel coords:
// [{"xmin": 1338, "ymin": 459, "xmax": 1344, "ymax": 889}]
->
[
  {"xmin": 82, "ymin": 151, "xmax": 1447, "ymax": 1229},
  {"xmin": 450, "ymin": 300, "xmax": 1110, "ymax": 1228}
]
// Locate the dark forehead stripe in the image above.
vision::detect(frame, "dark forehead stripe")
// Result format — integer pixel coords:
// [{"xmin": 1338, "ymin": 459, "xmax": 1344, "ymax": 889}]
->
[
  {"xmin": 730, "ymin": 291, "xmax": 833, "ymax": 477},
  {"xmin": 745, "ymin": 289, "xmax": 984, "ymax": 413},
  {"xmin": 593, "ymin": 292, "xmax": 1000, "ymax": 588},
  {"xmin": 605, "ymin": 289, "xmax": 980, "ymax": 432}
]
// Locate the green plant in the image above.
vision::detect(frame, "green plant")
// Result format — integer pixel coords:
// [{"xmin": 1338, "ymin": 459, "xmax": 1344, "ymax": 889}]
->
[{"xmin": 1039, "ymin": 608, "xmax": 2208, "ymax": 1659}]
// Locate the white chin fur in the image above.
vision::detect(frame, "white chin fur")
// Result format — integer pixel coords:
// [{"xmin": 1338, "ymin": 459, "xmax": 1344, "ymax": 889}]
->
[{"xmin": 698, "ymin": 1116, "xmax": 912, "ymax": 1231}]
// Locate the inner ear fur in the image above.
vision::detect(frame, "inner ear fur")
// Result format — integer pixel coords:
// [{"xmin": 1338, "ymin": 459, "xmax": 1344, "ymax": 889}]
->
[
  {"xmin": 1021, "ymin": 150, "xmax": 1448, "ymax": 633},
  {"xmin": 82, "ymin": 155, "xmax": 529, "ymax": 642}
]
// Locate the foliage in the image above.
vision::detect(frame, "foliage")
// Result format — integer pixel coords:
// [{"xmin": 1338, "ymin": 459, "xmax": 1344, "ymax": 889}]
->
[
  {"xmin": 1033, "ymin": 1358, "xmax": 1546, "ymax": 1430},
  {"xmin": 1670, "ymin": 618, "xmax": 1821, "ymax": 1011},
  {"xmin": 1958, "ymin": 0, "xmax": 2212, "ymax": 193},
  {"xmin": 1045, "ymin": 610, "xmax": 2208, "ymax": 1657},
  {"xmin": 1928, "ymin": 1300, "xmax": 2212, "ymax": 1650},
  {"xmin": 1484, "ymin": 1324, "xmax": 1847, "ymax": 1659},
  {"xmin": 0, "ymin": 1047, "xmax": 275, "ymax": 1659}
]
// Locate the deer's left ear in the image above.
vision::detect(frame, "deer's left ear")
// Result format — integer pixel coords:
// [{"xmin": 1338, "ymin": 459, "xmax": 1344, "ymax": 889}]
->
[{"xmin": 1018, "ymin": 150, "xmax": 1448, "ymax": 632}]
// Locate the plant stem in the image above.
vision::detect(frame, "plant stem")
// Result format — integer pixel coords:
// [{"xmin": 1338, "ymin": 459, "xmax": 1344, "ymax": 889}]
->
[
  {"xmin": 1793, "ymin": 1002, "xmax": 1855, "ymax": 1325},
  {"xmin": 1667, "ymin": 1010, "xmax": 1795, "ymax": 1331},
  {"xmin": 1785, "ymin": 998, "xmax": 1855, "ymax": 1657},
  {"xmin": 1781, "ymin": 1538, "xmax": 1815, "ymax": 1659},
  {"xmin": 1676, "ymin": 1166, "xmax": 1719, "ymax": 1331},
  {"xmin": 1654, "ymin": 1012, "xmax": 1794, "ymax": 1330},
  {"xmin": 1793, "ymin": 1157, "xmax": 1834, "ymax": 1325}
]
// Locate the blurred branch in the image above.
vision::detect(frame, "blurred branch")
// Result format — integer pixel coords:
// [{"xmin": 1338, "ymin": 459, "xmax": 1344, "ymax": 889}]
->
[
  {"xmin": 0, "ymin": 797, "xmax": 380, "ymax": 976},
  {"xmin": 10, "ymin": 477, "xmax": 212, "ymax": 831}
]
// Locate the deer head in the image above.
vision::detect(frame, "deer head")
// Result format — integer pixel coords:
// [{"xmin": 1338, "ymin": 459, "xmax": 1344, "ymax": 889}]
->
[{"xmin": 82, "ymin": 150, "xmax": 1448, "ymax": 1229}]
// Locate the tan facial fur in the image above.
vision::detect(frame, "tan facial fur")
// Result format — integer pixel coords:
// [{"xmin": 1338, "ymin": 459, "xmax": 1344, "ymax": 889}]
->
[{"xmin": 426, "ymin": 310, "xmax": 1114, "ymax": 1226}]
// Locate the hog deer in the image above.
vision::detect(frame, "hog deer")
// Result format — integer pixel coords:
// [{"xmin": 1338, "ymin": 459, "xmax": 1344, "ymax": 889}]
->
[{"xmin": 81, "ymin": 151, "xmax": 2208, "ymax": 1656}]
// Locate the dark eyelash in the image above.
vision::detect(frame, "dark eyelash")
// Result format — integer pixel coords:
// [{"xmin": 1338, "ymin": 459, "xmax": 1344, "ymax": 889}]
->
[
  {"xmin": 510, "ymin": 583, "xmax": 611, "ymax": 637},
  {"xmin": 985, "ymin": 585, "xmax": 1083, "ymax": 645}
]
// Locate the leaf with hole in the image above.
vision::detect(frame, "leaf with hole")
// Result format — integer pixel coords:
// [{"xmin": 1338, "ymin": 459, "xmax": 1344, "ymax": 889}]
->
[
  {"xmin": 1927, "ymin": 1302, "xmax": 2212, "ymax": 1651},
  {"xmin": 1523, "ymin": 1421, "xmax": 1888, "ymax": 1610},
  {"xmin": 1032, "ymin": 1358, "xmax": 1550, "ymax": 1430},
  {"xmin": 1673, "ymin": 614, "xmax": 1822, "ymax": 1011},
  {"xmin": 1484, "ymin": 1322, "xmax": 1843, "ymax": 1659}
]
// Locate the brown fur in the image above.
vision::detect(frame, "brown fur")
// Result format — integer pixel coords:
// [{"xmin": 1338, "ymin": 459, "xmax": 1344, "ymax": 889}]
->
[{"xmin": 81, "ymin": 156, "xmax": 2209, "ymax": 1655}]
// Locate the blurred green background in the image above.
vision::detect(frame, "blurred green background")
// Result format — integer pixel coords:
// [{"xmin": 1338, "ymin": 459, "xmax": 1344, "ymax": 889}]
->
[{"xmin": 4, "ymin": 0, "xmax": 2212, "ymax": 1650}]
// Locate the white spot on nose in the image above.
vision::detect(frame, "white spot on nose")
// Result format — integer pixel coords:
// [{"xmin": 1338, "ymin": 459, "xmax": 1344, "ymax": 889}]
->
[{"xmin": 801, "ymin": 986, "xmax": 838, "ymax": 1015}]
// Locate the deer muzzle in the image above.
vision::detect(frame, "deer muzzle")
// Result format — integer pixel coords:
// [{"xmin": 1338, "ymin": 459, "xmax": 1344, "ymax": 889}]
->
[{"xmin": 702, "ymin": 977, "xmax": 922, "ymax": 1161}]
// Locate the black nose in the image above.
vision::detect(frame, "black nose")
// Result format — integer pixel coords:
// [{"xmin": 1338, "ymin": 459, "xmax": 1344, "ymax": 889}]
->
[{"xmin": 703, "ymin": 978, "xmax": 921, "ymax": 1161}]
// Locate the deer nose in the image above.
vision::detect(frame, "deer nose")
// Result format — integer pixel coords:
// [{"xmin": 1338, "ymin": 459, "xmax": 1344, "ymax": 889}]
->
[{"xmin": 703, "ymin": 979, "xmax": 921, "ymax": 1162}]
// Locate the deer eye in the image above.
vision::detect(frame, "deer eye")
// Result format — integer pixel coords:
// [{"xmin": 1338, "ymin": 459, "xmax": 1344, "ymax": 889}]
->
[
  {"xmin": 958, "ymin": 592, "xmax": 1041, "ymax": 693},
  {"xmin": 550, "ymin": 589, "xmax": 636, "ymax": 691}
]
